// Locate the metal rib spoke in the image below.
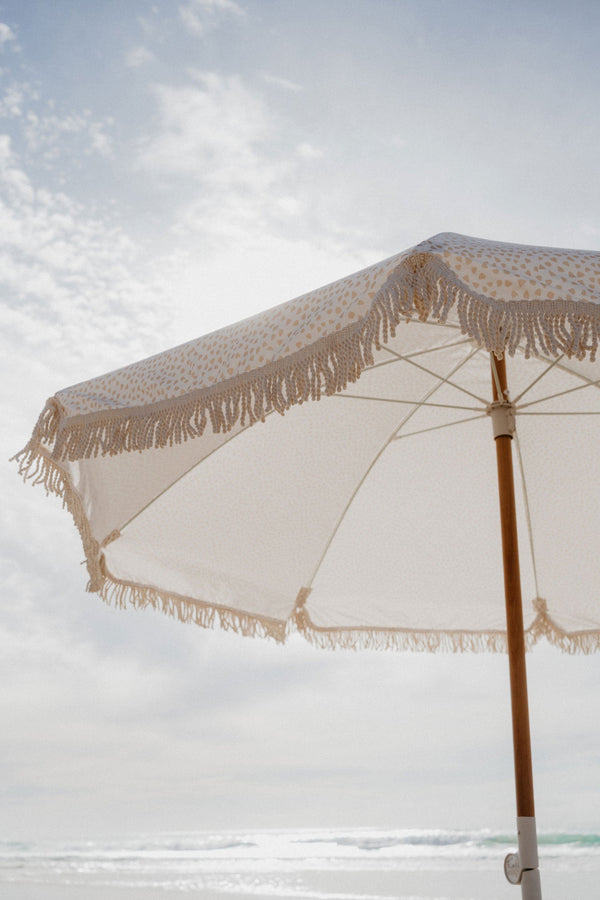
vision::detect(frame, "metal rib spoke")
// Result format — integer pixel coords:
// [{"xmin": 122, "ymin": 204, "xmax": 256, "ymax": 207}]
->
[
  {"xmin": 337, "ymin": 394, "xmax": 483, "ymax": 412},
  {"xmin": 514, "ymin": 430, "xmax": 540, "ymax": 599},
  {"xmin": 368, "ymin": 337, "xmax": 473, "ymax": 372},
  {"xmin": 517, "ymin": 410, "xmax": 600, "ymax": 416},
  {"xmin": 391, "ymin": 414, "xmax": 486, "ymax": 440},
  {"xmin": 518, "ymin": 377, "xmax": 600, "ymax": 410},
  {"xmin": 383, "ymin": 345, "xmax": 488, "ymax": 404},
  {"xmin": 513, "ymin": 354, "xmax": 564, "ymax": 404}
]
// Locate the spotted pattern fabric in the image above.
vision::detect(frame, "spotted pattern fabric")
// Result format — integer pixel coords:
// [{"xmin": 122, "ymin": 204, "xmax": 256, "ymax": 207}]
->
[
  {"xmin": 55, "ymin": 249, "xmax": 407, "ymax": 419},
  {"xmin": 53, "ymin": 233, "xmax": 600, "ymax": 425},
  {"xmin": 432, "ymin": 233, "xmax": 600, "ymax": 304}
]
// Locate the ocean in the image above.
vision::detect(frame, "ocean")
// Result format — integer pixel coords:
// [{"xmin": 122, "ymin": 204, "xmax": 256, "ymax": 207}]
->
[{"xmin": 1, "ymin": 828, "xmax": 599, "ymax": 900}]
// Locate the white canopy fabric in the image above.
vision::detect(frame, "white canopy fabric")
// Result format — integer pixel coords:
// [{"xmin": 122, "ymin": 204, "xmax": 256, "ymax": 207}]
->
[{"xmin": 16, "ymin": 233, "xmax": 600, "ymax": 652}]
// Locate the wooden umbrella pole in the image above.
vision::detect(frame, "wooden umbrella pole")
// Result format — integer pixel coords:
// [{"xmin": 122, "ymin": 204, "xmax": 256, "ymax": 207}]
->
[{"xmin": 490, "ymin": 354, "xmax": 542, "ymax": 898}]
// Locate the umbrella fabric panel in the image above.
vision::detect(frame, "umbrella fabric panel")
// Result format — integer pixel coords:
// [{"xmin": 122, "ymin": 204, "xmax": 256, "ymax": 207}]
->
[
  {"xmin": 63, "ymin": 418, "xmax": 249, "ymax": 544},
  {"xmin": 505, "ymin": 353, "xmax": 600, "ymax": 639},
  {"xmin": 515, "ymin": 413, "xmax": 600, "ymax": 635},
  {"xmin": 101, "ymin": 386, "xmax": 416, "ymax": 630},
  {"xmin": 304, "ymin": 415, "xmax": 537, "ymax": 647},
  {"xmin": 432, "ymin": 234, "xmax": 600, "ymax": 307}
]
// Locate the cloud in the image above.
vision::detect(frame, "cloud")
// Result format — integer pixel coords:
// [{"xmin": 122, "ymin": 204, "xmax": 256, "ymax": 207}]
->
[
  {"xmin": 0, "ymin": 80, "xmax": 37, "ymax": 118},
  {"xmin": 0, "ymin": 83, "xmax": 27, "ymax": 117},
  {"xmin": 22, "ymin": 109, "xmax": 114, "ymax": 160},
  {"xmin": 262, "ymin": 73, "xmax": 303, "ymax": 93},
  {"xmin": 0, "ymin": 133, "xmax": 33, "ymax": 202},
  {"xmin": 0, "ymin": 134, "xmax": 175, "ymax": 419},
  {"xmin": 0, "ymin": 22, "xmax": 16, "ymax": 47},
  {"xmin": 137, "ymin": 71, "xmax": 278, "ymax": 189},
  {"xmin": 179, "ymin": 0, "xmax": 245, "ymax": 37},
  {"xmin": 132, "ymin": 69, "xmax": 381, "ymax": 291},
  {"xmin": 296, "ymin": 141, "xmax": 322, "ymax": 160},
  {"xmin": 390, "ymin": 135, "xmax": 408, "ymax": 149},
  {"xmin": 125, "ymin": 45, "xmax": 155, "ymax": 68},
  {"xmin": 0, "ymin": 73, "xmax": 113, "ymax": 162}
]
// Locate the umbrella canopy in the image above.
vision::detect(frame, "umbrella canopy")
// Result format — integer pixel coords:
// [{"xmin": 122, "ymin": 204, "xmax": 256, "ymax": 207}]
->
[
  {"xmin": 16, "ymin": 231, "xmax": 600, "ymax": 898},
  {"xmin": 16, "ymin": 232, "xmax": 600, "ymax": 653}
]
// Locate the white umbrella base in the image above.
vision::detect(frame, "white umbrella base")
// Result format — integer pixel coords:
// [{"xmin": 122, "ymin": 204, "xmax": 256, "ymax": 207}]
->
[{"xmin": 504, "ymin": 816, "xmax": 542, "ymax": 898}]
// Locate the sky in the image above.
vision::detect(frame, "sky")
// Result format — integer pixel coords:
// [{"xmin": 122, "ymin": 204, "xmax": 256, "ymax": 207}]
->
[{"xmin": 2, "ymin": 0, "xmax": 600, "ymax": 842}]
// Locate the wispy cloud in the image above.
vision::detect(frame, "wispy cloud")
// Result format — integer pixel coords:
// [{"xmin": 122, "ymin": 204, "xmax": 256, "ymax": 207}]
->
[
  {"xmin": 178, "ymin": 0, "xmax": 245, "ymax": 37},
  {"xmin": 22, "ymin": 109, "xmax": 114, "ymax": 160},
  {"xmin": 132, "ymin": 67, "xmax": 370, "ymax": 274},
  {"xmin": 0, "ymin": 22, "xmax": 16, "ymax": 47},
  {"xmin": 137, "ymin": 71, "xmax": 271, "ymax": 182},
  {"xmin": 125, "ymin": 44, "xmax": 155, "ymax": 68},
  {"xmin": 0, "ymin": 71, "xmax": 113, "ymax": 163},
  {"xmin": 296, "ymin": 142, "xmax": 322, "ymax": 160},
  {"xmin": 0, "ymin": 133, "xmax": 173, "ymax": 414},
  {"xmin": 262, "ymin": 72, "xmax": 303, "ymax": 93},
  {"xmin": 134, "ymin": 70, "xmax": 300, "ymax": 256},
  {"xmin": 0, "ymin": 80, "xmax": 35, "ymax": 117}
]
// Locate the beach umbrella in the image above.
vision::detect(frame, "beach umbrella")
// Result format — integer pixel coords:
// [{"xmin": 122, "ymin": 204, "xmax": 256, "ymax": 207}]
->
[{"xmin": 15, "ymin": 232, "xmax": 600, "ymax": 899}]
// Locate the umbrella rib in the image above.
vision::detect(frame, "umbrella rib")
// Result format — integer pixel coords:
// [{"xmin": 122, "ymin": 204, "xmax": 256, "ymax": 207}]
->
[
  {"xmin": 491, "ymin": 353, "xmax": 504, "ymax": 399},
  {"xmin": 391, "ymin": 346, "xmax": 482, "ymax": 439},
  {"xmin": 116, "ymin": 413, "xmax": 277, "ymax": 534},
  {"xmin": 304, "ymin": 346, "xmax": 481, "ymax": 589},
  {"xmin": 517, "ymin": 377, "xmax": 600, "ymax": 410},
  {"xmin": 367, "ymin": 336, "xmax": 472, "ymax": 371},
  {"xmin": 336, "ymin": 394, "xmax": 482, "ymax": 412},
  {"xmin": 394, "ymin": 335, "xmax": 472, "ymax": 355},
  {"xmin": 517, "ymin": 410, "xmax": 600, "ymax": 415},
  {"xmin": 512, "ymin": 354, "xmax": 564, "ymax": 404},
  {"xmin": 390, "ymin": 414, "xmax": 487, "ymax": 440},
  {"xmin": 303, "ymin": 421, "xmax": 405, "ymax": 589},
  {"xmin": 101, "ymin": 346, "xmax": 482, "ymax": 540},
  {"xmin": 513, "ymin": 429, "xmax": 540, "ymax": 600},
  {"xmin": 533, "ymin": 353, "xmax": 600, "ymax": 391},
  {"xmin": 382, "ymin": 346, "xmax": 488, "ymax": 404}
]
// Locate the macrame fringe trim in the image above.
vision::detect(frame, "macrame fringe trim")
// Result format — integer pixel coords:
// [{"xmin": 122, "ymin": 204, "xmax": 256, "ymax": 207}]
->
[
  {"xmin": 390, "ymin": 252, "xmax": 600, "ymax": 364},
  {"xmin": 17, "ymin": 253, "xmax": 600, "ymax": 467},
  {"xmin": 100, "ymin": 576, "xmax": 287, "ymax": 643},
  {"xmin": 527, "ymin": 597, "xmax": 600, "ymax": 655},
  {"xmin": 291, "ymin": 600, "xmax": 600, "ymax": 655},
  {"xmin": 12, "ymin": 444, "xmax": 106, "ymax": 591},
  {"xmin": 12, "ymin": 447, "xmax": 600, "ymax": 654},
  {"xmin": 12, "ymin": 446, "xmax": 600, "ymax": 652}
]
